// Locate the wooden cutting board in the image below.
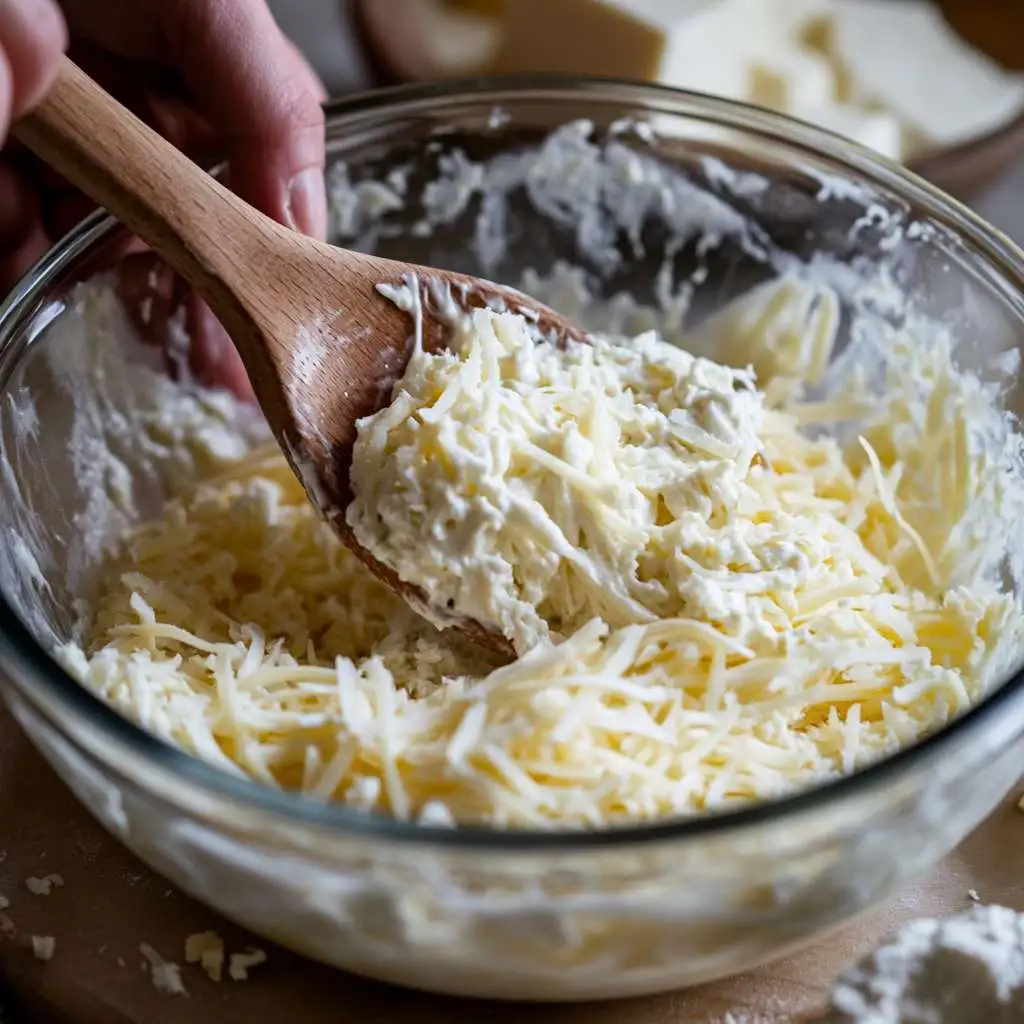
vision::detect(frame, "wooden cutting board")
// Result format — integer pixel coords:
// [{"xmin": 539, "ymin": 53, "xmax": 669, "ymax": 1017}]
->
[{"xmin": 1, "ymin": 704, "xmax": 1021, "ymax": 1024}]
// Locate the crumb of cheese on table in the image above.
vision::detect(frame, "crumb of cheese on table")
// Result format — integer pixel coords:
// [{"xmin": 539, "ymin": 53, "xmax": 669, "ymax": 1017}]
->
[
  {"xmin": 184, "ymin": 931, "xmax": 225, "ymax": 982},
  {"xmin": 140, "ymin": 943, "xmax": 188, "ymax": 997},
  {"xmin": 228, "ymin": 948, "xmax": 267, "ymax": 981},
  {"xmin": 24, "ymin": 874, "xmax": 64, "ymax": 896},
  {"xmin": 30, "ymin": 935, "xmax": 56, "ymax": 961},
  {"xmin": 59, "ymin": 277, "xmax": 1024, "ymax": 828}
]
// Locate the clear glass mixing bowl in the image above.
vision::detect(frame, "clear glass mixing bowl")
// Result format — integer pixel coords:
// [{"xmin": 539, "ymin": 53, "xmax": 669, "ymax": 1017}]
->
[{"xmin": 1, "ymin": 79, "xmax": 1022, "ymax": 1002}]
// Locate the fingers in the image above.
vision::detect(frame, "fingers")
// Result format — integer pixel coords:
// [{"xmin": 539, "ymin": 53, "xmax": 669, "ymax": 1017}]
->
[
  {"xmin": 0, "ymin": 8, "xmax": 74, "ymax": 290},
  {"xmin": 7, "ymin": 1, "xmax": 324, "ymax": 404},
  {"xmin": 67, "ymin": 42, "xmax": 222, "ymax": 160},
  {"xmin": 182, "ymin": 295, "xmax": 257, "ymax": 403},
  {"xmin": 283, "ymin": 38, "xmax": 329, "ymax": 106},
  {"xmin": 26, "ymin": 42, "xmax": 224, "ymax": 244},
  {"xmin": 1, "ymin": 163, "xmax": 257, "ymax": 402},
  {"xmin": 160, "ymin": 0, "xmax": 327, "ymax": 239},
  {"xmin": 0, "ymin": 0, "xmax": 67, "ymax": 141},
  {"xmin": 117, "ymin": 252, "xmax": 256, "ymax": 404},
  {"xmin": 0, "ymin": 159, "xmax": 48, "ymax": 289}
]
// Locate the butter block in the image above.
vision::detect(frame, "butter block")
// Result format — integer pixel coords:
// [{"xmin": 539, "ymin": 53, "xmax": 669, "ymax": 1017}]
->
[
  {"xmin": 829, "ymin": 0, "xmax": 1024, "ymax": 149},
  {"xmin": 748, "ymin": 48, "xmax": 836, "ymax": 116},
  {"xmin": 490, "ymin": 0, "xmax": 719, "ymax": 79}
]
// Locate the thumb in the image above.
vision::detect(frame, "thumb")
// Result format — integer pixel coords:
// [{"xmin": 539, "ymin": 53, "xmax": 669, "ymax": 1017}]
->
[
  {"xmin": 0, "ymin": 0, "xmax": 67, "ymax": 143},
  {"xmin": 161, "ymin": 0, "xmax": 327, "ymax": 240}
]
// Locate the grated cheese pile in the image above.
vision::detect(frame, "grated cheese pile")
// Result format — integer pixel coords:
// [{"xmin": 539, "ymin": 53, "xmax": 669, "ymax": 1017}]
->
[{"xmin": 59, "ymin": 278, "xmax": 1024, "ymax": 828}]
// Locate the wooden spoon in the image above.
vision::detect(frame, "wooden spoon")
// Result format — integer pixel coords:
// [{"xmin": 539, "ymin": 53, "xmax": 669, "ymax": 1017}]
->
[{"xmin": 15, "ymin": 58, "xmax": 582, "ymax": 653}]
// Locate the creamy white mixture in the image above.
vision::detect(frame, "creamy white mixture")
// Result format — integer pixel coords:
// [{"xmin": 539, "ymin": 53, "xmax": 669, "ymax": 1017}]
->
[{"xmin": 55, "ymin": 270, "xmax": 1024, "ymax": 828}]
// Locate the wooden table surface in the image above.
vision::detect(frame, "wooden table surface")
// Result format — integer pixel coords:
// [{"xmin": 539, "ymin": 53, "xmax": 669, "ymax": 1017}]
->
[{"xmin": 1, "ymin": 705, "xmax": 1021, "ymax": 1024}]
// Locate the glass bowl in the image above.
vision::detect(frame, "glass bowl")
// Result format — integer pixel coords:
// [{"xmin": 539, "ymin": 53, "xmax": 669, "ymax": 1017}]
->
[{"xmin": 1, "ymin": 78, "xmax": 1022, "ymax": 1002}]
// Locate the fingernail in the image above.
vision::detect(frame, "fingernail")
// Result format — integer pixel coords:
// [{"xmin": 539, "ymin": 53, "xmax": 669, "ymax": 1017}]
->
[{"xmin": 286, "ymin": 168, "xmax": 328, "ymax": 240}]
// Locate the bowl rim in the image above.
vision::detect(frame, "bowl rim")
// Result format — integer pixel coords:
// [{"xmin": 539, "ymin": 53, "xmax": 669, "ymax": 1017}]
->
[{"xmin": 2, "ymin": 73, "xmax": 1023, "ymax": 851}]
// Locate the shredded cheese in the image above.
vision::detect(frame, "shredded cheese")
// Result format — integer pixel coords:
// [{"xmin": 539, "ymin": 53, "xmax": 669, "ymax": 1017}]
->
[{"xmin": 59, "ymin": 279, "xmax": 1024, "ymax": 829}]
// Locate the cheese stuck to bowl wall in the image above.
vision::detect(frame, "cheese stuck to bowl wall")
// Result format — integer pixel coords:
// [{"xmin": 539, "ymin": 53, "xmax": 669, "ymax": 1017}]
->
[{"xmin": 359, "ymin": 0, "xmax": 1024, "ymax": 163}]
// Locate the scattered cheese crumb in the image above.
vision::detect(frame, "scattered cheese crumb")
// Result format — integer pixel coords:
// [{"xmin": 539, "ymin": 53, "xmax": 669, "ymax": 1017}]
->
[
  {"xmin": 139, "ymin": 943, "xmax": 189, "ymax": 997},
  {"xmin": 228, "ymin": 948, "xmax": 267, "ymax": 981},
  {"xmin": 0, "ymin": 912, "xmax": 15, "ymax": 937},
  {"xmin": 184, "ymin": 931, "xmax": 225, "ymax": 982},
  {"xmin": 117, "ymin": 957, "xmax": 126, "ymax": 967},
  {"xmin": 30, "ymin": 936, "xmax": 55, "ymax": 961},
  {"xmin": 968, "ymin": 888, "xmax": 981, "ymax": 903},
  {"xmin": 24, "ymin": 874, "xmax": 64, "ymax": 896}
]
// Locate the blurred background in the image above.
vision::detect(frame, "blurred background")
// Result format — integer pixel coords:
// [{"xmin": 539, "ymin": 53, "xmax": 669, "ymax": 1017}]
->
[{"xmin": 269, "ymin": 0, "xmax": 1023, "ymax": 239}]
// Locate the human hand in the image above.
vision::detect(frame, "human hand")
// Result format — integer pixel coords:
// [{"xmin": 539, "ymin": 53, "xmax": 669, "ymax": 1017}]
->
[
  {"xmin": 1, "ymin": 0, "xmax": 66, "ymax": 283},
  {"xmin": 1, "ymin": 0, "xmax": 328, "ymax": 400}
]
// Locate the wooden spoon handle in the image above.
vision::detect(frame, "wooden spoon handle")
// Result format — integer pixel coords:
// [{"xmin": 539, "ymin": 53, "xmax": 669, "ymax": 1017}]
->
[{"xmin": 13, "ymin": 57, "xmax": 274, "ymax": 328}]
